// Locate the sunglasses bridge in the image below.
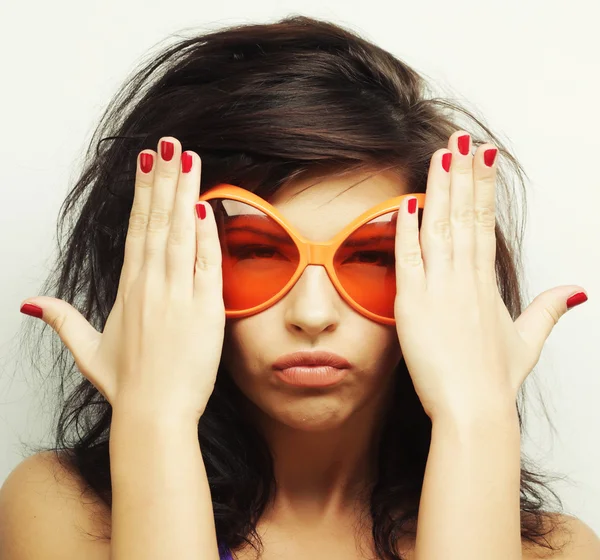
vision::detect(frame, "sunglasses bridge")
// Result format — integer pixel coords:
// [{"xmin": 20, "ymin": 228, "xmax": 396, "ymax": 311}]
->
[{"xmin": 306, "ymin": 243, "xmax": 332, "ymax": 266}]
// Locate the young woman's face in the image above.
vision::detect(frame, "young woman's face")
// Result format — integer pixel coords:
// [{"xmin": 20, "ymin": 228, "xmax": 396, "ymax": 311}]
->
[{"xmin": 221, "ymin": 170, "xmax": 409, "ymax": 431}]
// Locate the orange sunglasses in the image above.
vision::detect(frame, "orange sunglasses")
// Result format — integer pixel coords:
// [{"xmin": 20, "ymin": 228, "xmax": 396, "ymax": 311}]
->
[{"xmin": 198, "ymin": 184, "xmax": 426, "ymax": 325}]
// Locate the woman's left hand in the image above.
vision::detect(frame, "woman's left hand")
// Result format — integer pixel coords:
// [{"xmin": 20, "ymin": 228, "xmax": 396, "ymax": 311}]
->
[{"xmin": 393, "ymin": 130, "xmax": 588, "ymax": 421}]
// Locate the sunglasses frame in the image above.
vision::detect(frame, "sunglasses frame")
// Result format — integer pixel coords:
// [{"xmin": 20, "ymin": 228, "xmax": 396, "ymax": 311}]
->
[{"xmin": 199, "ymin": 183, "xmax": 426, "ymax": 325}]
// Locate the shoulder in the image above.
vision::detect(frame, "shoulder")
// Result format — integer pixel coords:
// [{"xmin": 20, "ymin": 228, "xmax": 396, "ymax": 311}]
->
[
  {"xmin": 0, "ymin": 451, "xmax": 111, "ymax": 559},
  {"xmin": 522, "ymin": 513, "xmax": 600, "ymax": 560}
]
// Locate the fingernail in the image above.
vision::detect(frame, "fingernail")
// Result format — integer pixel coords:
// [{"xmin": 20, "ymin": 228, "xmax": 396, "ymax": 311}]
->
[
  {"xmin": 20, "ymin": 303, "xmax": 43, "ymax": 319},
  {"xmin": 196, "ymin": 202, "xmax": 206, "ymax": 220},
  {"xmin": 458, "ymin": 134, "xmax": 470, "ymax": 155},
  {"xmin": 484, "ymin": 148, "xmax": 497, "ymax": 167},
  {"xmin": 407, "ymin": 197, "xmax": 417, "ymax": 214},
  {"xmin": 181, "ymin": 152, "xmax": 193, "ymax": 173},
  {"xmin": 161, "ymin": 140, "xmax": 174, "ymax": 161},
  {"xmin": 140, "ymin": 153, "xmax": 154, "ymax": 173},
  {"xmin": 566, "ymin": 292, "xmax": 588, "ymax": 310},
  {"xmin": 442, "ymin": 152, "xmax": 452, "ymax": 172}
]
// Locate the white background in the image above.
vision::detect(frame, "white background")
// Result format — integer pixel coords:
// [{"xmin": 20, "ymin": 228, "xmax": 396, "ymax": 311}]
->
[{"xmin": 1, "ymin": 0, "xmax": 599, "ymax": 536}]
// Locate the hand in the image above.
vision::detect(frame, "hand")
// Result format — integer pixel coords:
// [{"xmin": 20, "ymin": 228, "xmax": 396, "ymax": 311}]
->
[
  {"xmin": 19, "ymin": 136, "xmax": 226, "ymax": 422},
  {"xmin": 393, "ymin": 130, "xmax": 588, "ymax": 421}
]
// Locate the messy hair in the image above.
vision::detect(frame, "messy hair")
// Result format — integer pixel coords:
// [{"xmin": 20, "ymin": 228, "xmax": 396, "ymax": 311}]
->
[{"xmin": 18, "ymin": 14, "xmax": 569, "ymax": 559}]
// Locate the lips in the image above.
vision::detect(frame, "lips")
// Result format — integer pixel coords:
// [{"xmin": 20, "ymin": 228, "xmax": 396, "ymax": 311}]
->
[{"xmin": 272, "ymin": 350, "xmax": 352, "ymax": 370}]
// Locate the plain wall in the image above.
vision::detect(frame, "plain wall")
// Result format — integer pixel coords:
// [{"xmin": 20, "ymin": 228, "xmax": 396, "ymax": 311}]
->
[{"xmin": 1, "ymin": 0, "xmax": 599, "ymax": 535}]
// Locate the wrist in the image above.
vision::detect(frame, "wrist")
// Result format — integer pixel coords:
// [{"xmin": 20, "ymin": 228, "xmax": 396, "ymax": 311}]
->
[
  {"xmin": 430, "ymin": 397, "xmax": 519, "ymax": 430},
  {"xmin": 110, "ymin": 401, "xmax": 202, "ymax": 432}
]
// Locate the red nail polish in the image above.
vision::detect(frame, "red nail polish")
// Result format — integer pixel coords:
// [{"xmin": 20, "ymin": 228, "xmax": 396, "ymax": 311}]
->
[
  {"xmin": 442, "ymin": 153, "xmax": 452, "ymax": 172},
  {"xmin": 408, "ymin": 198, "xmax": 417, "ymax": 214},
  {"xmin": 20, "ymin": 303, "xmax": 43, "ymax": 319},
  {"xmin": 484, "ymin": 149, "xmax": 497, "ymax": 167},
  {"xmin": 566, "ymin": 292, "xmax": 588, "ymax": 310},
  {"xmin": 196, "ymin": 202, "xmax": 206, "ymax": 220},
  {"xmin": 140, "ymin": 153, "xmax": 154, "ymax": 173},
  {"xmin": 161, "ymin": 141, "xmax": 174, "ymax": 161},
  {"xmin": 181, "ymin": 152, "xmax": 193, "ymax": 173},
  {"xmin": 458, "ymin": 135, "xmax": 470, "ymax": 155}
]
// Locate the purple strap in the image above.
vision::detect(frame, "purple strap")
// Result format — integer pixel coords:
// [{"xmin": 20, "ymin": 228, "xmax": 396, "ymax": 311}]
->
[{"xmin": 218, "ymin": 543, "xmax": 232, "ymax": 560}]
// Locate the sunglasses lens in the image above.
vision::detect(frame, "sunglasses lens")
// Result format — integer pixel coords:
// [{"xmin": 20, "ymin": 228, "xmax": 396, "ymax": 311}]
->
[
  {"xmin": 208, "ymin": 198, "xmax": 300, "ymax": 311},
  {"xmin": 333, "ymin": 211, "xmax": 398, "ymax": 319}
]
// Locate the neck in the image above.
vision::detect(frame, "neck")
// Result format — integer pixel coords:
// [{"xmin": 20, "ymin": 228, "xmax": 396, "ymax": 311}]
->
[{"xmin": 248, "ymin": 379, "xmax": 395, "ymax": 526}]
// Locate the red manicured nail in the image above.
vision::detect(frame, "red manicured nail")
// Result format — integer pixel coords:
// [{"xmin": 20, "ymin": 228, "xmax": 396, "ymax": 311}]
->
[
  {"xmin": 484, "ymin": 148, "xmax": 498, "ymax": 167},
  {"xmin": 196, "ymin": 202, "xmax": 206, "ymax": 220},
  {"xmin": 181, "ymin": 152, "xmax": 193, "ymax": 173},
  {"xmin": 442, "ymin": 152, "xmax": 452, "ymax": 172},
  {"xmin": 20, "ymin": 303, "xmax": 43, "ymax": 319},
  {"xmin": 458, "ymin": 134, "xmax": 470, "ymax": 155},
  {"xmin": 140, "ymin": 153, "xmax": 154, "ymax": 173},
  {"xmin": 161, "ymin": 140, "xmax": 174, "ymax": 161},
  {"xmin": 566, "ymin": 292, "xmax": 588, "ymax": 310},
  {"xmin": 407, "ymin": 197, "xmax": 417, "ymax": 214}
]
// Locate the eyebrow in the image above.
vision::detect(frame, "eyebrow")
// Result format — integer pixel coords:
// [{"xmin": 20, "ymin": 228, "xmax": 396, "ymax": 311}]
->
[
  {"xmin": 225, "ymin": 226, "xmax": 396, "ymax": 248},
  {"xmin": 224, "ymin": 226, "xmax": 295, "ymax": 245},
  {"xmin": 342, "ymin": 236, "xmax": 396, "ymax": 248}
]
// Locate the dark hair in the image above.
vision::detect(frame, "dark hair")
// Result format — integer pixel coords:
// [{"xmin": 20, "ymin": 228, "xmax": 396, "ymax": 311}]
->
[{"xmin": 17, "ymin": 14, "xmax": 571, "ymax": 559}]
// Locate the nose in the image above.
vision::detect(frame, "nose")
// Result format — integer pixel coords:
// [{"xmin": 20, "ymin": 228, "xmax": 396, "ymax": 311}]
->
[{"xmin": 283, "ymin": 265, "xmax": 341, "ymax": 337}]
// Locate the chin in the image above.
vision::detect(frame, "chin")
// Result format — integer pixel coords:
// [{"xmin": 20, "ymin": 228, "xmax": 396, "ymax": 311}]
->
[{"xmin": 265, "ymin": 397, "xmax": 354, "ymax": 432}]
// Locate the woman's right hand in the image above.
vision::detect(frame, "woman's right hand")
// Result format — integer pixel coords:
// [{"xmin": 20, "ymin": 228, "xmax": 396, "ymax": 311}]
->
[{"xmin": 19, "ymin": 136, "xmax": 226, "ymax": 422}]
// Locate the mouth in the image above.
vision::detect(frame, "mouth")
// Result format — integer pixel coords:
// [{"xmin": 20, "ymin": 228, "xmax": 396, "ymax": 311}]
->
[
  {"xmin": 272, "ymin": 350, "xmax": 352, "ymax": 370},
  {"xmin": 272, "ymin": 351, "xmax": 352, "ymax": 387}
]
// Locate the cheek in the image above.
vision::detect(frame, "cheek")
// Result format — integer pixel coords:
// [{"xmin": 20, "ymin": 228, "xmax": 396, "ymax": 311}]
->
[
  {"xmin": 223, "ymin": 314, "xmax": 400, "ymax": 377},
  {"xmin": 362, "ymin": 327, "xmax": 403, "ymax": 373},
  {"xmin": 359, "ymin": 322, "xmax": 400, "ymax": 352},
  {"xmin": 222, "ymin": 315, "xmax": 272, "ymax": 370},
  {"xmin": 221, "ymin": 321, "xmax": 271, "ymax": 408}
]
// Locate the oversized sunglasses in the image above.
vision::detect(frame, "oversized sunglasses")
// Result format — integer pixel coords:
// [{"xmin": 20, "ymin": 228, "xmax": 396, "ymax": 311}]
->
[{"xmin": 198, "ymin": 184, "xmax": 426, "ymax": 325}]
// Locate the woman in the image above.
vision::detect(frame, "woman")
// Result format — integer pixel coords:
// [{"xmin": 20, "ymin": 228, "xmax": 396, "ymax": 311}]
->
[{"xmin": 1, "ymin": 14, "xmax": 598, "ymax": 560}]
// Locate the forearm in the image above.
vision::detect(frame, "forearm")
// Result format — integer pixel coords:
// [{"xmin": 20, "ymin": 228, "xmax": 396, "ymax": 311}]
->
[
  {"xmin": 414, "ymin": 403, "xmax": 522, "ymax": 560},
  {"xmin": 109, "ymin": 405, "xmax": 220, "ymax": 560}
]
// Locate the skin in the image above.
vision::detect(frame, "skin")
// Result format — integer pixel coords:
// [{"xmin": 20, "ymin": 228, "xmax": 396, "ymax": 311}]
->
[
  {"xmin": 219, "ymin": 130, "xmax": 600, "ymax": 559},
  {"xmin": 1, "ymin": 132, "xmax": 598, "ymax": 559},
  {"xmin": 221, "ymin": 169, "xmax": 408, "ymax": 546}
]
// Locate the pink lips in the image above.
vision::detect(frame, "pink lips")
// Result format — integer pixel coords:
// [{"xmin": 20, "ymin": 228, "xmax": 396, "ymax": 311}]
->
[
  {"xmin": 272, "ymin": 350, "xmax": 352, "ymax": 370},
  {"xmin": 272, "ymin": 351, "xmax": 352, "ymax": 388}
]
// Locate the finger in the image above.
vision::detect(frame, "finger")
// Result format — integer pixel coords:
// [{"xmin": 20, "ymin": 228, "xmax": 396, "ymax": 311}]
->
[
  {"xmin": 192, "ymin": 201, "xmax": 224, "ymax": 305},
  {"xmin": 117, "ymin": 149, "xmax": 156, "ymax": 300},
  {"xmin": 166, "ymin": 150, "xmax": 202, "ymax": 298},
  {"xmin": 19, "ymin": 296, "xmax": 112, "ymax": 401},
  {"xmin": 472, "ymin": 143, "xmax": 498, "ymax": 286},
  {"xmin": 144, "ymin": 136, "xmax": 182, "ymax": 275},
  {"xmin": 418, "ymin": 148, "xmax": 453, "ymax": 287},
  {"xmin": 394, "ymin": 194, "xmax": 426, "ymax": 310},
  {"xmin": 448, "ymin": 131, "xmax": 475, "ymax": 272}
]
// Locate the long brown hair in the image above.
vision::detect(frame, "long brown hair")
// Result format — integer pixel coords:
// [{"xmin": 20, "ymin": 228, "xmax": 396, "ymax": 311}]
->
[{"xmin": 18, "ymin": 14, "xmax": 569, "ymax": 559}]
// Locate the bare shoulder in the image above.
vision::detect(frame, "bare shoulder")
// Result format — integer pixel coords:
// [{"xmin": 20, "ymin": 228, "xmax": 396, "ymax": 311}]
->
[
  {"xmin": 522, "ymin": 513, "xmax": 600, "ymax": 560},
  {"xmin": 0, "ymin": 451, "xmax": 111, "ymax": 560}
]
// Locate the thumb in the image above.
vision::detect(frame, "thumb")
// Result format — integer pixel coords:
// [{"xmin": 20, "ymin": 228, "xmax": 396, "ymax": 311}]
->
[
  {"xmin": 513, "ymin": 286, "xmax": 588, "ymax": 352},
  {"xmin": 20, "ymin": 296, "xmax": 102, "ymax": 368}
]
